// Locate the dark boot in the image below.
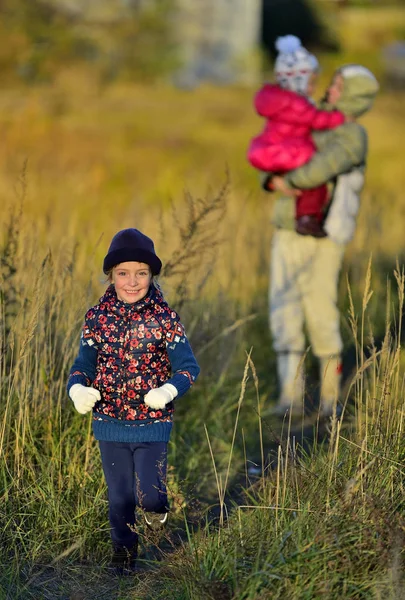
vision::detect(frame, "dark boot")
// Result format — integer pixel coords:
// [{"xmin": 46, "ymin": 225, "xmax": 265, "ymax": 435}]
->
[
  {"xmin": 110, "ymin": 543, "xmax": 138, "ymax": 576},
  {"xmin": 296, "ymin": 215, "xmax": 326, "ymax": 238}
]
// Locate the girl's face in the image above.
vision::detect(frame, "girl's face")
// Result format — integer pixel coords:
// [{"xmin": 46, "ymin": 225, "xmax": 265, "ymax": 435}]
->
[
  {"xmin": 112, "ymin": 261, "xmax": 152, "ymax": 304},
  {"xmin": 327, "ymin": 73, "xmax": 344, "ymax": 105}
]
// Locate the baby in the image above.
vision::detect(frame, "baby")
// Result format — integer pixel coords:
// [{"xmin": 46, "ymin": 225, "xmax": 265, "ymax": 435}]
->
[{"xmin": 248, "ymin": 35, "xmax": 347, "ymax": 237}]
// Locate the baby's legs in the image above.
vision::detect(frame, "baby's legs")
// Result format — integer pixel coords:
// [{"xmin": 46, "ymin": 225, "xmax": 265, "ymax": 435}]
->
[{"xmin": 295, "ymin": 185, "xmax": 328, "ymax": 237}]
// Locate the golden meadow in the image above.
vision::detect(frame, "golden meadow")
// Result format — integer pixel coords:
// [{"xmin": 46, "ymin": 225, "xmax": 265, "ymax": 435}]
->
[{"xmin": 1, "ymin": 8, "xmax": 404, "ymax": 306}]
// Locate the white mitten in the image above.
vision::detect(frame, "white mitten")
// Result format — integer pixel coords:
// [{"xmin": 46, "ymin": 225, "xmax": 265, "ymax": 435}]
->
[
  {"xmin": 144, "ymin": 383, "xmax": 178, "ymax": 410},
  {"xmin": 69, "ymin": 383, "xmax": 101, "ymax": 415}
]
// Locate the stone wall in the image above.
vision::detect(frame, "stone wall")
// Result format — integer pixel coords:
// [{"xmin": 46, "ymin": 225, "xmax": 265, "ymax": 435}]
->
[{"xmin": 174, "ymin": 0, "xmax": 261, "ymax": 87}]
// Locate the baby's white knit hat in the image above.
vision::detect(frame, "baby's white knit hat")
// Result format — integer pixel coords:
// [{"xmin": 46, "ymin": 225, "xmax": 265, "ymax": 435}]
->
[{"xmin": 274, "ymin": 35, "xmax": 319, "ymax": 95}]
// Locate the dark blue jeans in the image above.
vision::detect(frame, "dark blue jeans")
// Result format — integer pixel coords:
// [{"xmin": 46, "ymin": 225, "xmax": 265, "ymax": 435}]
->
[{"xmin": 99, "ymin": 441, "xmax": 168, "ymax": 550}]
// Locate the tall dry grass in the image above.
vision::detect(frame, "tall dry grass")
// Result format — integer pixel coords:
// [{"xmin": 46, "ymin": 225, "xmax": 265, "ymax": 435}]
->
[
  {"xmin": 141, "ymin": 264, "xmax": 405, "ymax": 599},
  {"xmin": 2, "ymin": 169, "xmax": 405, "ymax": 597}
]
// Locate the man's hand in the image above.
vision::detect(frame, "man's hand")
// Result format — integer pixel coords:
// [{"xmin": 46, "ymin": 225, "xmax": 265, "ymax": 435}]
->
[
  {"xmin": 69, "ymin": 384, "xmax": 101, "ymax": 414},
  {"xmin": 144, "ymin": 383, "xmax": 178, "ymax": 410},
  {"xmin": 271, "ymin": 175, "xmax": 301, "ymax": 197}
]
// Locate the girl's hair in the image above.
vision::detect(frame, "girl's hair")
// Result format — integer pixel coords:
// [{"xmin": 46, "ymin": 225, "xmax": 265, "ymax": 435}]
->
[{"xmin": 152, "ymin": 276, "xmax": 162, "ymax": 292}]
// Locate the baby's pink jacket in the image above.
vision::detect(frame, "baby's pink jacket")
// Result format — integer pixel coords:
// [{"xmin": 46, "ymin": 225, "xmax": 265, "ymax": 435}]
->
[{"xmin": 248, "ymin": 84, "xmax": 345, "ymax": 172}]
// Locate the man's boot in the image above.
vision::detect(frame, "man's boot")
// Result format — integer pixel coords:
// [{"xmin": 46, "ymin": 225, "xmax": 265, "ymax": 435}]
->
[
  {"xmin": 319, "ymin": 355, "xmax": 342, "ymax": 417},
  {"xmin": 273, "ymin": 352, "xmax": 305, "ymax": 416}
]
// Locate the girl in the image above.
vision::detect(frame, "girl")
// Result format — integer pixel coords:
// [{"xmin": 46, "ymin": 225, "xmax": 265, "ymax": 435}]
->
[
  {"xmin": 67, "ymin": 228, "xmax": 200, "ymax": 574},
  {"xmin": 247, "ymin": 35, "xmax": 347, "ymax": 237}
]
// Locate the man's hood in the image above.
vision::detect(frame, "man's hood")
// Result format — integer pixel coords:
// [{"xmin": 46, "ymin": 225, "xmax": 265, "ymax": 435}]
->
[{"xmin": 329, "ymin": 64, "xmax": 379, "ymax": 117}]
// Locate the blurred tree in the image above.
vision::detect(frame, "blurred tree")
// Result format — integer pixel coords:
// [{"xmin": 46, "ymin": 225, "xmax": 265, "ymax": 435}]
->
[
  {"xmin": 261, "ymin": 0, "xmax": 339, "ymax": 60},
  {"xmin": 100, "ymin": 0, "xmax": 178, "ymax": 82},
  {"xmin": 2, "ymin": 0, "xmax": 95, "ymax": 81},
  {"xmin": 0, "ymin": 0, "xmax": 177, "ymax": 83}
]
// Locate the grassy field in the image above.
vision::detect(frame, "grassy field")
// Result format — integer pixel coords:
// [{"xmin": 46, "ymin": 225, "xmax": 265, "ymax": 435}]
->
[{"xmin": 1, "ymin": 5, "xmax": 405, "ymax": 599}]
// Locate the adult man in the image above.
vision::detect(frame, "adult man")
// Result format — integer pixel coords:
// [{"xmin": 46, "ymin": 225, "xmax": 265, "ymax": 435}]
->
[{"xmin": 265, "ymin": 64, "xmax": 379, "ymax": 416}]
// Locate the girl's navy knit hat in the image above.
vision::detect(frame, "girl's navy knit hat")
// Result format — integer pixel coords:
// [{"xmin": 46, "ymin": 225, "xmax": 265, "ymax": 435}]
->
[{"xmin": 103, "ymin": 228, "xmax": 162, "ymax": 275}]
